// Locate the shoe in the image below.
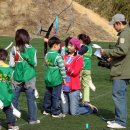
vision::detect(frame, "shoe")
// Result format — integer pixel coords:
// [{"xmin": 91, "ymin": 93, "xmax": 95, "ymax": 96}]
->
[
  {"xmin": 86, "ymin": 103, "xmax": 98, "ymax": 113},
  {"xmin": 8, "ymin": 126, "xmax": 19, "ymax": 130},
  {"xmin": 43, "ymin": 111, "xmax": 50, "ymax": 116},
  {"xmin": 107, "ymin": 122, "xmax": 126, "ymax": 129},
  {"xmin": 107, "ymin": 120, "xmax": 116, "ymax": 125},
  {"xmin": 52, "ymin": 113, "xmax": 66, "ymax": 118},
  {"xmin": 29, "ymin": 120, "xmax": 40, "ymax": 125}
]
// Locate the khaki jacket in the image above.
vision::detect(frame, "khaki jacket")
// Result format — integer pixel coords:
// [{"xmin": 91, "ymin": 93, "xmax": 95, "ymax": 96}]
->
[{"xmin": 105, "ymin": 26, "xmax": 130, "ymax": 79}]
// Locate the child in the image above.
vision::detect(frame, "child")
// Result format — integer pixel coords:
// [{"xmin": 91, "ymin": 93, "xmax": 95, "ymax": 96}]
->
[
  {"xmin": 42, "ymin": 36, "xmax": 66, "ymax": 118},
  {"xmin": 9, "ymin": 29, "xmax": 40, "ymax": 124},
  {"xmin": 61, "ymin": 37, "xmax": 97, "ymax": 115},
  {"xmin": 78, "ymin": 33, "xmax": 96, "ymax": 104},
  {"xmin": 0, "ymin": 49, "xmax": 19, "ymax": 130}
]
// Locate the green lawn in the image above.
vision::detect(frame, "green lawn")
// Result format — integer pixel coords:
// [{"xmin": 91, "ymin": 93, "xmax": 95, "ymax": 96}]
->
[{"xmin": 0, "ymin": 36, "xmax": 130, "ymax": 130}]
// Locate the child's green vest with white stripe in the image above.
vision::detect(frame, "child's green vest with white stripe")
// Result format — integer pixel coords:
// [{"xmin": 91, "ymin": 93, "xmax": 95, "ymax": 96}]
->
[
  {"xmin": 83, "ymin": 45, "xmax": 92, "ymax": 70},
  {"xmin": 0, "ymin": 63, "xmax": 14, "ymax": 107},
  {"xmin": 44, "ymin": 50, "xmax": 62, "ymax": 87},
  {"xmin": 13, "ymin": 46, "xmax": 36, "ymax": 82}
]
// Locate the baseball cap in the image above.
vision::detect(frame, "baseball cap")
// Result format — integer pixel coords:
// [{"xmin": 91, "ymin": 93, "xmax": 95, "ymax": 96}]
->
[
  {"xmin": 69, "ymin": 37, "xmax": 80, "ymax": 50},
  {"xmin": 109, "ymin": 14, "xmax": 126, "ymax": 25}
]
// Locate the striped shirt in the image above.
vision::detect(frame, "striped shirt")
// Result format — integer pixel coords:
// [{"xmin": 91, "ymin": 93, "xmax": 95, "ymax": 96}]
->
[{"xmin": 56, "ymin": 54, "xmax": 66, "ymax": 80}]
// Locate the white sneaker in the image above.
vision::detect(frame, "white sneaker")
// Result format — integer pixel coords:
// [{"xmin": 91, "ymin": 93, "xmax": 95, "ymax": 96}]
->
[
  {"xmin": 43, "ymin": 111, "xmax": 50, "ymax": 116},
  {"xmin": 107, "ymin": 122, "xmax": 126, "ymax": 129},
  {"xmin": 52, "ymin": 113, "xmax": 66, "ymax": 118},
  {"xmin": 8, "ymin": 126, "xmax": 19, "ymax": 130},
  {"xmin": 107, "ymin": 120, "xmax": 116, "ymax": 125},
  {"xmin": 29, "ymin": 120, "xmax": 40, "ymax": 125}
]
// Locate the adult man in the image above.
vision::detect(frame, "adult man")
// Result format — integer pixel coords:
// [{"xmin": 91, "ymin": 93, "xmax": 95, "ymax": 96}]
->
[{"xmin": 101, "ymin": 14, "xmax": 130, "ymax": 129}]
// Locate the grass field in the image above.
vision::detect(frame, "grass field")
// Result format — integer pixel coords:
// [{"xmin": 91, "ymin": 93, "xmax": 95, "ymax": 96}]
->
[{"xmin": 0, "ymin": 36, "xmax": 130, "ymax": 130}]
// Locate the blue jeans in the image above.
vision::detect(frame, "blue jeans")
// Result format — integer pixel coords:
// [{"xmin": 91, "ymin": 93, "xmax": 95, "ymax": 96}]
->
[
  {"xmin": 112, "ymin": 79, "xmax": 128, "ymax": 126},
  {"xmin": 43, "ymin": 84, "xmax": 62, "ymax": 115},
  {"xmin": 3, "ymin": 105, "xmax": 15, "ymax": 126},
  {"xmin": 61, "ymin": 90, "xmax": 93, "ymax": 115},
  {"xmin": 13, "ymin": 86, "xmax": 37, "ymax": 122}
]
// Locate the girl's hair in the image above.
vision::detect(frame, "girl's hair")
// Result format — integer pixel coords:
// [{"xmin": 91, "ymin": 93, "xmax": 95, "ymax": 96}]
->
[
  {"xmin": 0, "ymin": 48, "xmax": 8, "ymax": 61},
  {"xmin": 15, "ymin": 29, "xmax": 30, "ymax": 52},
  {"xmin": 65, "ymin": 36, "xmax": 72, "ymax": 47},
  {"xmin": 78, "ymin": 33, "xmax": 91, "ymax": 45},
  {"xmin": 48, "ymin": 36, "xmax": 61, "ymax": 48}
]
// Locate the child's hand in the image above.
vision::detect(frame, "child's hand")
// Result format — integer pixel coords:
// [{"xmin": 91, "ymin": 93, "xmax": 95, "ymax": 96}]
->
[
  {"xmin": 63, "ymin": 60, "xmax": 66, "ymax": 65},
  {"xmin": 63, "ymin": 79, "xmax": 66, "ymax": 85},
  {"xmin": 107, "ymin": 57, "xmax": 113, "ymax": 62},
  {"xmin": 100, "ymin": 48, "xmax": 105, "ymax": 55},
  {"xmin": 44, "ymin": 38, "xmax": 49, "ymax": 43}
]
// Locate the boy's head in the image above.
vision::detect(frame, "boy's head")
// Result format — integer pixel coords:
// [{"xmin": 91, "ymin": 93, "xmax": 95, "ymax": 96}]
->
[
  {"xmin": 78, "ymin": 33, "xmax": 91, "ymax": 45},
  {"xmin": 48, "ymin": 36, "xmax": 61, "ymax": 51},
  {"xmin": 0, "ymin": 48, "xmax": 8, "ymax": 61}
]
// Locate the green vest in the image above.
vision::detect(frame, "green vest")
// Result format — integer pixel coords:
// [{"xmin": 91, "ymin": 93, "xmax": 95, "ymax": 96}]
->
[
  {"xmin": 0, "ymin": 63, "xmax": 14, "ymax": 107},
  {"xmin": 83, "ymin": 45, "xmax": 92, "ymax": 70},
  {"xmin": 13, "ymin": 46, "xmax": 36, "ymax": 82},
  {"xmin": 44, "ymin": 50, "xmax": 62, "ymax": 87}
]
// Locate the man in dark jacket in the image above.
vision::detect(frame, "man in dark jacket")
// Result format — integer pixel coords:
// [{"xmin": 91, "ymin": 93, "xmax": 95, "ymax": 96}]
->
[{"xmin": 101, "ymin": 14, "xmax": 130, "ymax": 129}]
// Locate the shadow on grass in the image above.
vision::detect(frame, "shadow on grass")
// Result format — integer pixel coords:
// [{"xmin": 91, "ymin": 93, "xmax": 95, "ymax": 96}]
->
[
  {"xmin": 96, "ymin": 108, "xmax": 115, "ymax": 122},
  {"xmin": 0, "ymin": 118, "xmax": 7, "ymax": 130},
  {"xmin": 20, "ymin": 109, "xmax": 28, "ymax": 122}
]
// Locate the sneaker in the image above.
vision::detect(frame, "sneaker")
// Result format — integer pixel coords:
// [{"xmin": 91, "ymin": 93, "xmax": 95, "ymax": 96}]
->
[
  {"xmin": 86, "ymin": 103, "xmax": 98, "ymax": 113},
  {"xmin": 107, "ymin": 120, "xmax": 116, "ymax": 125},
  {"xmin": 29, "ymin": 120, "xmax": 40, "ymax": 125},
  {"xmin": 43, "ymin": 111, "xmax": 50, "ymax": 116},
  {"xmin": 52, "ymin": 113, "xmax": 66, "ymax": 118},
  {"xmin": 8, "ymin": 126, "xmax": 19, "ymax": 130},
  {"xmin": 107, "ymin": 122, "xmax": 126, "ymax": 129}
]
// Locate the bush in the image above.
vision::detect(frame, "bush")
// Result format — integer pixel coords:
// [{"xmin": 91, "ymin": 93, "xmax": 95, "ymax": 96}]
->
[{"xmin": 75, "ymin": 0, "xmax": 130, "ymax": 22}]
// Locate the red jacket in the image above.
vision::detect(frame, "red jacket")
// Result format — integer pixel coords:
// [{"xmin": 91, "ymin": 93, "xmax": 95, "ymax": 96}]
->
[{"xmin": 64, "ymin": 54, "xmax": 83, "ymax": 90}]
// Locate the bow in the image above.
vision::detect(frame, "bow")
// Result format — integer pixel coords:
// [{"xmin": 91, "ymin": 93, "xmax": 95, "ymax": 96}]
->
[
  {"xmin": 5, "ymin": 42, "xmax": 13, "ymax": 50},
  {"xmin": 44, "ymin": 0, "xmax": 73, "ymax": 55}
]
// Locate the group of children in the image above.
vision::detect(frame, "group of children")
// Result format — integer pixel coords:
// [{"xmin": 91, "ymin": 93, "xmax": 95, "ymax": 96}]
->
[
  {"xmin": 42, "ymin": 34, "xmax": 98, "ymax": 116},
  {"xmin": 0, "ymin": 28, "xmax": 97, "ymax": 130}
]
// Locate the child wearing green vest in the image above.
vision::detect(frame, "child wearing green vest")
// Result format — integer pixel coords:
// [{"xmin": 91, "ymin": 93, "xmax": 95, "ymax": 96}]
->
[
  {"xmin": 78, "ymin": 34, "xmax": 96, "ymax": 104},
  {"xmin": 0, "ymin": 49, "xmax": 19, "ymax": 130},
  {"xmin": 9, "ymin": 29, "xmax": 40, "ymax": 124},
  {"xmin": 42, "ymin": 36, "xmax": 66, "ymax": 118}
]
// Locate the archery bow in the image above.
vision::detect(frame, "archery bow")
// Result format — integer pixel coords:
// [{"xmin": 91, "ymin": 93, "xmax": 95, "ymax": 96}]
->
[
  {"xmin": 44, "ymin": 0, "xmax": 73, "ymax": 56},
  {"xmin": 5, "ymin": 42, "xmax": 13, "ymax": 50}
]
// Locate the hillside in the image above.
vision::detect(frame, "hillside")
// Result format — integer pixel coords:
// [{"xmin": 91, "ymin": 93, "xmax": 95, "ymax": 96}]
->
[{"xmin": 0, "ymin": 0, "xmax": 117, "ymax": 41}]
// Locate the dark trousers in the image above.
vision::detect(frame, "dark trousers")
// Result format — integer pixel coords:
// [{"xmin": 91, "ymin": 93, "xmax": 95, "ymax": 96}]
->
[
  {"xmin": 43, "ymin": 84, "xmax": 62, "ymax": 115},
  {"xmin": 3, "ymin": 105, "xmax": 15, "ymax": 126}
]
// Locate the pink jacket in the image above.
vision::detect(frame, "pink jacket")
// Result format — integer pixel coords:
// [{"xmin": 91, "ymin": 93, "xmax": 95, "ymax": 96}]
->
[{"xmin": 64, "ymin": 54, "xmax": 83, "ymax": 90}]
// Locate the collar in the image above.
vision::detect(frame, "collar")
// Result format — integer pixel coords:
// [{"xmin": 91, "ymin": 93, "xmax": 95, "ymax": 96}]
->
[
  {"xmin": 117, "ymin": 25, "xmax": 128, "ymax": 36},
  {"xmin": 49, "ymin": 50, "xmax": 58, "ymax": 53},
  {"xmin": 0, "ymin": 62, "xmax": 9, "ymax": 67}
]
